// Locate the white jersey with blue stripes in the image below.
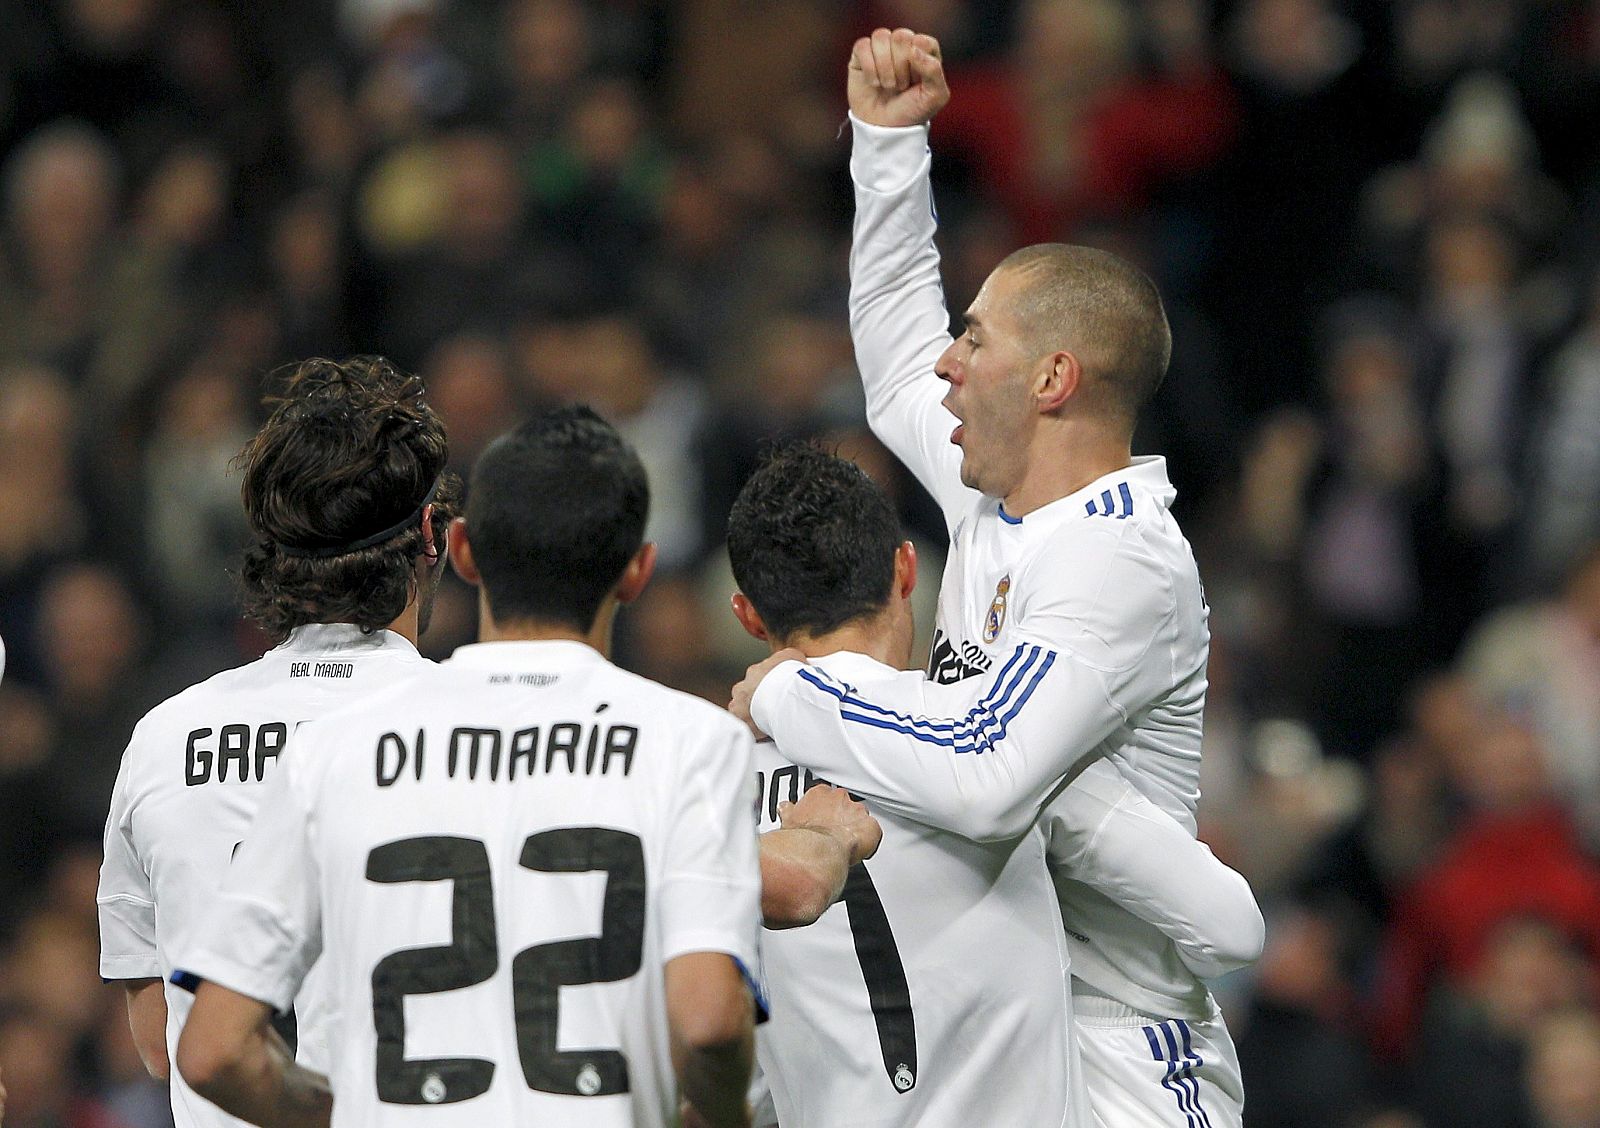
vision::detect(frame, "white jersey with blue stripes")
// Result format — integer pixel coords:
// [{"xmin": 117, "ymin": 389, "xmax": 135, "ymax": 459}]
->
[
  {"xmin": 748, "ymin": 116, "xmax": 1230, "ymax": 1020},
  {"xmin": 754, "ymin": 650, "xmax": 1077, "ymax": 1128}
]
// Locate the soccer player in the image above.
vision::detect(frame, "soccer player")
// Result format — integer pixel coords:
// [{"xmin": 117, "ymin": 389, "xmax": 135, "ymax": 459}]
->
[
  {"xmin": 174, "ymin": 407, "xmax": 761, "ymax": 1128},
  {"xmin": 731, "ymin": 30, "xmax": 1251, "ymax": 1125},
  {"xmin": 729, "ymin": 443, "xmax": 1261, "ymax": 1128},
  {"xmin": 97, "ymin": 357, "xmax": 460, "ymax": 1127}
]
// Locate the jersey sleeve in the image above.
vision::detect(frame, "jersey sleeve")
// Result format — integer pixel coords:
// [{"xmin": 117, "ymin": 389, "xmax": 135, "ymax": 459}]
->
[
  {"xmin": 657, "ymin": 716, "xmax": 763, "ymax": 972},
  {"xmin": 849, "ymin": 115, "xmax": 975, "ymax": 529},
  {"xmin": 98, "ymin": 741, "xmax": 160, "ymax": 980},
  {"xmin": 1042, "ymin": 760, "xmax": 1265, "ymax": 978},
  {"xmin": 175, "ymin": 744, "xmax": 324, "ymax": 1012},
  {"xmin": 749, "ymin": 528, "xmax": 1176, "ymax": 842}
]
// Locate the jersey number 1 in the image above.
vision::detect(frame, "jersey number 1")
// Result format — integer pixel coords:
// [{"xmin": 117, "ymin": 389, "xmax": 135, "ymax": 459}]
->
[
  {"xmin": 366, "ymin": 828, "xmax": 645, "ymax": 1105},
  {"xmin": 842, "ymin": 863, "xmax": 918, "ymax": 1093}
]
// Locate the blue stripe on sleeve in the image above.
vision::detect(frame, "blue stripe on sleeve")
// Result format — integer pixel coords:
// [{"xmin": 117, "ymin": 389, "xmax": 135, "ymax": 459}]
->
[
  {"xmin": 797, "ymin": 645, "xmax": 1034, "ymax": 738},
  {"xmin": 1118, "ymin": 481, "xmax": 1135, "ymax": 519},
  {"xmin": 794, "ymin": 645, "xmax": 1056, "ymax": 755}
]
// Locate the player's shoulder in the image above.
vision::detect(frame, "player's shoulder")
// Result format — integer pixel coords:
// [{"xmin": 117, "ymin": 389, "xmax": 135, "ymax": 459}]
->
[
  {"xmin": 124, "ymin": 653, "xmax": 280, "ymax": 749},
  {"xmin": 291, "ymin": 662, "xmax": 434, "ymax": 737},
  {"xmin": 601, "ymin": 664, "xmax": 750, "ymax": 745}
]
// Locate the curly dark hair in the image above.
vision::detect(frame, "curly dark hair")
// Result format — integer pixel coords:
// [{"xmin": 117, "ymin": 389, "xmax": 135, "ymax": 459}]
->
[
  {"xmin": 727, "ymin": 441, "xmax": 900, "ymax": 642},
  {"xmin": 236, "ymin": 356, "xmax": 462, "ymax": 642}
]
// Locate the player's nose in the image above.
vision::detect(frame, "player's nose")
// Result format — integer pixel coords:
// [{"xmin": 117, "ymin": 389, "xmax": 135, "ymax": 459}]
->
[{"xmin": 935, "ymin": 340, "xmax": 960, "ymax": 383}]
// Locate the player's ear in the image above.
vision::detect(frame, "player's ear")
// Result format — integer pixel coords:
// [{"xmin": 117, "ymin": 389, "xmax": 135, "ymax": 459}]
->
[
  {"xmin": 614, "ymin": 542, "xmax": 657, "ymax": 605},
  {"xmin": 447, "ymin": 518, "xmax": 479, "ymax": 585},
  {"xmin": 418, "ymin": 503, "xmax": 439, "ymax": 562},
  {"xmin": 730, "ymin": 592, "xmax": 769, "ymax": 642},
  {"xmin": 894, "ymin": 540, "xmax": 917, "ymax": 599},
  {"xmin": 1036, "ymin": 349, "xmax": 1080, "ymax": 414}
]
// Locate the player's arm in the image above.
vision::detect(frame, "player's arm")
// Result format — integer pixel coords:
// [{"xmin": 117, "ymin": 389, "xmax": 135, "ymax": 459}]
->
[
  {"xmin": 668, "ymin": 952, "xmax": 755, "ymax": 1128},
  {"xmin": 661, "ymin": 717, "xmax": 767, "ymax": 1128},
  {"xmin": 740, "ymin": 649, "xmax": 1109, "ymax": 841},
  {"xmin": 97, "ymin": 739, "xmax": 169, "ymax": 1080},
  {"xmin": 174, "ymin": 751, "xmax": 327, "ymax": 1124},
  {"xmin": 759, "ymin": 785, "xmax": 882, "ymax": 928},
  {"xmin": 122, "ymin": 979, "xmax": 169, "ymax": 1080},
  {"xmin": 175, "ymin": 984, "xmax": 330, "ymax": 1128},
  {"xmin": 847, "ymin": 29, "xmax": 974, "ymax": 524},
  {"xmin": 735, "ymin": 528, "xmax": 1174, "ymax": 841},
  {"xmin": 1044, "ymin": 761, "xmax": 1265, "ymax": 977}
]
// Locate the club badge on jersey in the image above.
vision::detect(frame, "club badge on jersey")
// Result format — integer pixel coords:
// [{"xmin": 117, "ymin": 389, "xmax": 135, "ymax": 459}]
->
[{"xmin": 982, "ymin": 574, "xmax": 1010, "ymax": 643}]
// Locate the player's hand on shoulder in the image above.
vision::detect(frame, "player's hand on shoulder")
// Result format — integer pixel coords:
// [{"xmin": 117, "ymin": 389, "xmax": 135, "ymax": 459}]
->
[
  {"xmin": 727, "ymin": 647, "xmax": 807, "ymax": 740},
  {"xmin": 779, "ymin": 785, "xmax": 883, "ymax": 865},
  {"xmin": 848, "ymin": 27, "xmax": 950, "ymax": 128}
]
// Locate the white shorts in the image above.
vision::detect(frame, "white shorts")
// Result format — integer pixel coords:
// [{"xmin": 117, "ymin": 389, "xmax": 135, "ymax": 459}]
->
[{"xmin": 1074, "ymin": 990, "xmax": 1244, "ymax": 1128}]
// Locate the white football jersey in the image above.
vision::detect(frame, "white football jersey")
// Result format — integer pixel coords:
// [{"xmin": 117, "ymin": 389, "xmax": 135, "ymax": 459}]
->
[
  {"xmin": 98, "ymin": 624, "xmax": 430, "ymax": 1128},
  {"xmin": 748, "ymin": 117, "xmax": 1222, "ymax": 1018},
  {"xmin": 754, "ymin": 650, "xmax": 1077, "ymax": 1128},
  {"xmin": 178, "ymin": 639, "xmax": 761, "ymax": 1128}
]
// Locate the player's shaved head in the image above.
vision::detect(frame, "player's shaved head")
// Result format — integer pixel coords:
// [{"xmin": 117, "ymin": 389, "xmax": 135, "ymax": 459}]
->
[
  {"xmin": 238, "ymin": 356, "xmax": 460, "ymax": 641},
  {"xmin": 996, "ymin": 244, "xmax": 1171, "ymax": 424},
  {"xmin": 728, "ymin": 442, "xmax": 899, "ymax": 642},
  {"xmin": 467, "ymin": 405, "xmax": 649, "ymax": 632}
]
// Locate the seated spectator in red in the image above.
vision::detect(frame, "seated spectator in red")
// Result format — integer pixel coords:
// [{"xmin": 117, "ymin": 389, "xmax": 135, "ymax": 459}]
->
[{"xmin": 1371, "ymin": 714, "xmax": 1600, "ymax": 1059}]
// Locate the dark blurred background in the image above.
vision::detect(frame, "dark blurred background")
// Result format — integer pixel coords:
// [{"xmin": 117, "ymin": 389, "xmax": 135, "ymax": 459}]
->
[{"xmin": 2, "ymin": 1, "xmax": 1599, "ymax": 1126}]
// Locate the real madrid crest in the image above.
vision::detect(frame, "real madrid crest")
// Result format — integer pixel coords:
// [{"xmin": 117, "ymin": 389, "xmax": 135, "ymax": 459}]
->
[{"xmin": 983, "ymin": 573, "xmax": 1010, "ymax": 643}]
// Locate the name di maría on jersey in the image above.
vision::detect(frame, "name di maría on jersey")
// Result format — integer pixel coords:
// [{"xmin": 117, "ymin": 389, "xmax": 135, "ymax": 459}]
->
[{"xmin": 375, "ymin": 711, "xmax": 640, "ymax": 786}]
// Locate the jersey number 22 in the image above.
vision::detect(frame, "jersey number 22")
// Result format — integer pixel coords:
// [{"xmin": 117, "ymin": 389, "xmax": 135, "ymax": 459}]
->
[{"xmin": 366, "ymin": 828, "xmax": 644, "ymax": 1105}]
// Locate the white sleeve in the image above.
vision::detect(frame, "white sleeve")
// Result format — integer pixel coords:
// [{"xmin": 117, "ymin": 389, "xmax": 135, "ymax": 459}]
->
[
  {"xmin": 750, "ymin": 529, "xmax": 1175, "ymax": 842},
  {"xmin": 748, "ymin": 1062, "xmax": 778, "ymax": 1128},
  {"xmin": 97, "ymin": 744, "xmax": 160, "ymax": 980},
  {"xmin": 176, "ymin": 752, "xmax": 323, "ymax": 1012},
  {"xmin": 1043, "ymin": 761, "xmax": 1265, "ymax": 978},
  {"xmin": 850, "ymin": 115, "xmax": 975, "ymax": 529},
  {"xmin": 658, "ymin": 718, "xmax": 763, "ymax": 973}
]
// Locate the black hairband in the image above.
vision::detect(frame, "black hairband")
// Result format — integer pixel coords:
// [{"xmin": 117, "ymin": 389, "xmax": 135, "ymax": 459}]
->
[{"xmin": 275, "ymin": 478, "xmax": 442, "ymax": 559}]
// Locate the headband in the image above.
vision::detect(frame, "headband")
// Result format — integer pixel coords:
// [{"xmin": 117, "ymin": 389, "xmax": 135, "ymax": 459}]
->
[{"xmin": 275, "ymin": 478, "xmax": 442, "ymax": 559}]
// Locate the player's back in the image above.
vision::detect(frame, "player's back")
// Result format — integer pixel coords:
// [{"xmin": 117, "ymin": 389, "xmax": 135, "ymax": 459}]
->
[
  {"xmin": 755, "ymin": 651, "xmax": 1077, "ymax": 1128},
  {"xmin": 291, "ymin": 639, "xmax": 759, "ymax": 1128},
  {"xmin": 98, "ymin": 624, "xmax": 428, "ymax": 1128}
]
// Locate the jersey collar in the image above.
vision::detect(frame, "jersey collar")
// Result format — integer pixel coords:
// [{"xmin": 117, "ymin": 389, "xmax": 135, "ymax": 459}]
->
[
  {"xmin": 445, "ymin": 639, "xmax": 607, "ymax": 669},
  {"xmin": 997, "ymin": 455, "xmax": 1176, "ymax": 527},
  {"xmin": 277, "ymin": 623, "xmax": 421, "ymax": 657},
  {"xmin": 808, "ymin": 649, "xmax": 901, "ymax": 682}
]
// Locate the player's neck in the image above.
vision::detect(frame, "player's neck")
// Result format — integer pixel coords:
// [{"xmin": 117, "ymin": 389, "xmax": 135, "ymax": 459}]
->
[
  {"xmin": 385, "ymin": 603, "xmax": 420, "ymax": 646},
  {"xmin": 779, "ymin": 614, "xmax": 904, "ymax": 670},
  {"xmin": 1003, "ymin": 422, "xmax": 1132, "ymax": 518},
  {"xmin": 476, "ymin": 596, "xmax": 614, "ymax": 657}
]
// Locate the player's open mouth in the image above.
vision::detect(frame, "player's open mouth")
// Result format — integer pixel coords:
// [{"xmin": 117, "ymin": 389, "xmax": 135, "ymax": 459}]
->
[{"xmin": 951, "ymin": 423, "xmax": 964, "ymax": 445}]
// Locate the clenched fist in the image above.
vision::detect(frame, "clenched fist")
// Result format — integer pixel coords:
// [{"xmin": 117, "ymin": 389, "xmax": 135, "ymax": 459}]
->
[
  {"xmin": 780, "ymin": 784, "xmax": 883, "ymax": 866},
  {"xmin": 847, "ymin": 27, "xmax": 950, "ymax": 128}
]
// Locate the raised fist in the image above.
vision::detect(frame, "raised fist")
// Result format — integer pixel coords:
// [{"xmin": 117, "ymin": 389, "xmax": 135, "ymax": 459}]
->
[{"xmin": 847, "ymin": 27, "xmax": 950, "ymax": 129}]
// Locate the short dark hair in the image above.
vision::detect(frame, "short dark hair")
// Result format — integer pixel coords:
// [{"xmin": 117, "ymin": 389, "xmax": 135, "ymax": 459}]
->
[
  {"xmin": 467, "ymin": 405, "xmax": 649, "ymax": 631},
  {"xmin": 727, "ymin": 443, "xmax": 899, "ymax": 641},
  {"xmin": 998, "ymin": 243, "xmax": 1172, "ymax": 423},
  {"xmin": 237, "ymin": 356, "xmax": 461, "ymax": 642}
]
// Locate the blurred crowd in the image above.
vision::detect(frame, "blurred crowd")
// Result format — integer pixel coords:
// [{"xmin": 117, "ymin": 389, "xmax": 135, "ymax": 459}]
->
[{"xmin": 1, "ymin": 0, "xmax": 1599, "ymax": 1125}]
